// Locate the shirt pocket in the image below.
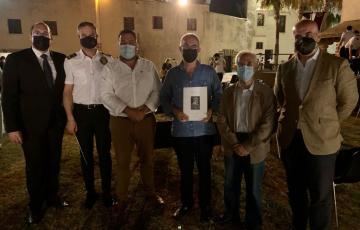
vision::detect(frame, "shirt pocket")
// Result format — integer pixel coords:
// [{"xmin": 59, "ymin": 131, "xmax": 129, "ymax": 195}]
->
[{"xmin": 73, "ymin": 69, "xmax": 88, "ymax": 85}]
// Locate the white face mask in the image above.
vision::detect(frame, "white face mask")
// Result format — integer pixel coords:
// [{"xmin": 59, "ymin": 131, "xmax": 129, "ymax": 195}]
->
[
  {"xmin": 119, "ymin": 44, "xmax": 136, "ymax": 60},
  {"xmin": 237, "ymin": 65, "xmax": 254, "ymax": 82}
]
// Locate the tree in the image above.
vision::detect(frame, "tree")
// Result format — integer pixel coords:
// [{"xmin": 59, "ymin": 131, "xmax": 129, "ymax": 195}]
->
[{"xmin": 257, "ymin": 0, "xmax": 342, "ymax": 66}]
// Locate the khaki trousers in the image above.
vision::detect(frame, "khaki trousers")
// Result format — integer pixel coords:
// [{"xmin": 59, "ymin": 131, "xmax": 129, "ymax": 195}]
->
[{"xmin": 110, "ymin": 114, "xmax": 156, "ymax": 201}]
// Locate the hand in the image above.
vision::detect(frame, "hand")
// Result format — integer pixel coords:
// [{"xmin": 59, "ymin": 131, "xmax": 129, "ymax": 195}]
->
[
  {"xmin": 201, "ymin": 109, "xmax": 213, "ymax": 123},
  {"xmin": 137, "ymin": 105, "xmax": 151, "ymax": 113},
  {"xmin": 232, "ymin": 144, "xmax": 249, "ymax": 157},
  {"xmin": 8, "ymin": 131, "xmax": 23, "ymax": 144},
  {"xmin": 173, "ymin": 107, "xmax": 188, "ymax": 122},
  {"xmin": 125, "ymin": 107, "xmax": 146, "ymax": 122},
  {"xmin": 66, "ymin": 120, "xmax": 77, "ymax": 135}
]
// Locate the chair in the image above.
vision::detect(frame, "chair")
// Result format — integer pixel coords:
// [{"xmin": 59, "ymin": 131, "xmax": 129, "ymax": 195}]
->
[{"xmin": 333, "ymin": 147, "xmax": 360, "ymax": 228}]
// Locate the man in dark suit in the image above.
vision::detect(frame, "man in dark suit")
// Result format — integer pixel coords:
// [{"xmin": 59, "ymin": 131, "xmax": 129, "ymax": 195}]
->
[{"xmin": 2, "ymin": 22, "xmax": 68, "ymax": 224}]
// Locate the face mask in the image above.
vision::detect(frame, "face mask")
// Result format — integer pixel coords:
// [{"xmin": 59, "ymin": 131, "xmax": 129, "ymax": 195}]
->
[
  {"xmin": 237, "ymin": 66, "xmax": 254, "ymax": 82},
  {"xmin": 80, "ymin": 36, "xmax": 97, "ymax": 49},
  {"xmin": 295, "ymin": 37, "xmax": 316, "ymax": 55},
  {"xmin": 33, "ymin": 35, "xmax": 50, "ymax": 51},
  {"xmin": 182, "ymin": 49, "xmax": 198, "ymax": 63},
  {"xmin": 119, "ymin": 44, "xmax": 136, "ymax": 60}
]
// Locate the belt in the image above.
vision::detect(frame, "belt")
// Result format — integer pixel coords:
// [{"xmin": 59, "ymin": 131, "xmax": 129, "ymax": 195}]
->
[
  {"xmin": 74, "ymin": 103, "xmax": 103, "ymax": 110},
  {"xmin": 117, "ymin": 113, "xmax": 154, "ymax": 120}
]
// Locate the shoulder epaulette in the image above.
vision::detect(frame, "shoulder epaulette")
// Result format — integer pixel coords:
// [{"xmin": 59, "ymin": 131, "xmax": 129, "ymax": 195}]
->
[
  {"xmin": 66, "ymin": 53, "xmax": 77, "ymax": 59},
  {"xmin": 100, "ymin": 52, "xmax": 111, "ymax": 57}
]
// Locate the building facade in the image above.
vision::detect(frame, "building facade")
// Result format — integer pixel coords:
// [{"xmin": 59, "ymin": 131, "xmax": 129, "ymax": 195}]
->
[{"xmin": 0, "ymin": 0, "xmax": 298, "ymax": 69}]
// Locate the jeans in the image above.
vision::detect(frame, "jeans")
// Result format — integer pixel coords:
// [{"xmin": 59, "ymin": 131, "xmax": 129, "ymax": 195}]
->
[{"xmin": 224, "ymin": 153, "xmax": 265, "ymax": 229}]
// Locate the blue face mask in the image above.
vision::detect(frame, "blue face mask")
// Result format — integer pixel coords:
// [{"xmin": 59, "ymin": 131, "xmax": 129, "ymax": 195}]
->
[
  {"xmin": 237, "ymin": 65, "xmax": 254, "ymax": 82},
  {"xmin": 119, "ymin": 44, "xmax": 136, "ymax": 60}
]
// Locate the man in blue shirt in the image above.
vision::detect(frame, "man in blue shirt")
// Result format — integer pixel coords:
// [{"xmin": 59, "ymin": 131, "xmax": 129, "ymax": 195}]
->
[{"xmin": 160, "ymin": 33, "xmax": 222, "ymax": 222}]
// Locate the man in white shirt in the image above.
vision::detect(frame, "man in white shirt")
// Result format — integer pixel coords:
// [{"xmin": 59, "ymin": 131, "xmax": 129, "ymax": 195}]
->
[
  {"xmin": 339, "ymin": 25, "xmax": 354, "ymax": 59},
  {"xmin": 211, "ymin": 53, "xmax": 227, "ymax": 81},
  {"xmin": 100, "ymin": 29, "xmax": 163, "ymax": 213},
  {"xmin": 63, "ymin": 22, "xmax": 116, "ymax": 209}
]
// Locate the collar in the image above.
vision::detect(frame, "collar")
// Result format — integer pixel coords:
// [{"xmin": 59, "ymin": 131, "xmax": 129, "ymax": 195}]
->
[
  {"xmin": 32, "ymin": 46, "xmax": 50, "ymax": 59},
  {"xmin": 79, "ymin": 49, "xmax": 100, "ymax": 59},
  {"xmin": 236, "ymin": 80, "xmax": 254, "ymax": 91},
  {"xmin": 296, "ymin": 47, "xmax": 320, "ymax": 64},
  {"xmin": 179, "ymin": 60, "xmax": 200, "ymax": 70}
]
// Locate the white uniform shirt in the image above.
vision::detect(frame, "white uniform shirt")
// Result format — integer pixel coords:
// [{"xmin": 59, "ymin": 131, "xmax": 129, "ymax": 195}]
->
[
  {"xmin": 345, "ymin": 35, "xmax": 360, "ymax": 50},
  {"xmin": 32, "ymin": 47, "xmax": 57, "ymax": 81},
  {"xmin": 295, "ymin": 48, "xmax": 320, "ymax": 101},
  {"xmin": 64, "ymin": 50, "xmax": 112, "ymax": 105},
  {"xmin": 100, "ymin": 57, "xmax": 161, "ymax": 117},
  {"xmin": 341, "ymin": 31, "xmax": 355, "ymax": 47},
  {"xmin": 214, "ymin": 57, "xmax": 226, "ymax": 73},
  {"xmin": 234, "ymin": 82, "xmax": 254, "ymax": 133}
]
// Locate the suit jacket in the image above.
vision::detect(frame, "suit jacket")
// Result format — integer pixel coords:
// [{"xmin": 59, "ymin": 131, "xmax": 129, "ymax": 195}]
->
[
  {"xmin": 216, "ymin": 80, "xmax": 276, "ymax": 164},
  {"xmin": 274, "ymin": 50, "xmax": 359, "ymax": 155},
  {"xmin": 1, "ymin": 48, "xmax": 66, "ymax": 135}
]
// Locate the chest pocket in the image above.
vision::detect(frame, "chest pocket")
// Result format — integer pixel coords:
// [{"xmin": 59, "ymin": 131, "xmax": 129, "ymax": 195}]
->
[{"xmin": 73, "ymin": 69, "xmax": 88, "ymax": 85}]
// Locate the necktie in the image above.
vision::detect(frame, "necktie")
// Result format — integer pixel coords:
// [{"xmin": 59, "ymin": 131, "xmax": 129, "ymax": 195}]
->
[{"xmin": 41, "ymin": 54, "xmax": 54, "ymax": 88}]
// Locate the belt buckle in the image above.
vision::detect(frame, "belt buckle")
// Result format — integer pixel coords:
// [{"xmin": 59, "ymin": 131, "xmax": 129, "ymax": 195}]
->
[{"xmin": 87, "ymin": 104, "xmax": 96, "ymax": 109}]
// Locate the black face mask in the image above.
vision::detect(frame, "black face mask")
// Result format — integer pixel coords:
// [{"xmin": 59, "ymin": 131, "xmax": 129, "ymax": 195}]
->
[
  {"xmin": 33, "ymin": 36, "xmax": 50, "ymax": 51},
  {"xmin": 295, "ymin": 37, "xmax": 316, "ymax": 55},
  {"xmin": 80, "ymin": 36, "xmax": 97, "ymax": 49},
  {"xmin": 182, "ymin": 49, "xmax": 198, "ymax": 63}
]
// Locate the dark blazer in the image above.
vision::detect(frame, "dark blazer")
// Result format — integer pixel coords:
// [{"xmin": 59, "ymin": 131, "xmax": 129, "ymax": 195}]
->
[{"xmin": 2, "ymin": 48, "xmax": 66, "ymax": 135}]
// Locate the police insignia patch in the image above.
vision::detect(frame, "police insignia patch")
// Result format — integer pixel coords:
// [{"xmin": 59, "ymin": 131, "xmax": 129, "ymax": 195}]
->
[{"xmin": 100, "ymin": 56, "xmax": 108, "ymax": 65}]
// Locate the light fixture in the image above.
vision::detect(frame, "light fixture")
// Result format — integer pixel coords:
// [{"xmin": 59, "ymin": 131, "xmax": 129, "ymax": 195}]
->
[{"xmin": 178, "ymin": 0, "xmax": 188, "ymax": 7}]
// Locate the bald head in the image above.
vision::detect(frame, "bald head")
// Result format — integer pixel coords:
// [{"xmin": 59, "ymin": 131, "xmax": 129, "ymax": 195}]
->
[
  {"xmin": 293, "ymin": 19, "xmax": 319, "ymax": 42},
  {"xmin": 236, "ymin": 51, "xmax": 257, "ymax": 68}
]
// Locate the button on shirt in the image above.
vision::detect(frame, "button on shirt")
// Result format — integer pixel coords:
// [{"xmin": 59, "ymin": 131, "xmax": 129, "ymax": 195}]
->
[
  {"xmin": 160, "ymin": 62, "xmax": 222, "ymax": 137},
  {"xmin": 32, "ymin": 47, "xmax": 57, "ymax": 80},
  {"xmin": 100, "ymin": 57, "xmax": 161, "ymax": 117},
  {"xmin": 234, "ymin": 83, "xmax": 254, "ymax": 133},
  {"xmin": 295, "ymin": 48, "xmax": 320, "ymax": 101},
  {"xmin": 64, "ymin": 50, "xmax": 111, "ymax": 105}
]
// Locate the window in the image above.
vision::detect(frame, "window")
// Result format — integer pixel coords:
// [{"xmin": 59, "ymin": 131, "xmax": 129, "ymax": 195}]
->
[
  {"xmin": 153, "ymin": 16, "xmax": 163, "ymax": 29},
  {"xmin": 279, "ymin": 15, "xmax": 286, "ymax": 33},
  {"xmin": 8, "ymin": 19, "xmax": 22, "ymax": 34},
  {"xmin": 187, "ymin": 18, "xmax": 197, "ymax": 31},
  {"xmin": 124, "ymin": 17, "xmax": 134, "ymax": 30},
  {"xmin": 44, "ymin": 21, "xmax": 58, "ymax": 35},
  {"xmin": 257, "ymin": 13, "xmax": 265, "ymax": 26},
  {"xmin": 256, "ymin": 42, "xmax": 263, "ymax": 49}
]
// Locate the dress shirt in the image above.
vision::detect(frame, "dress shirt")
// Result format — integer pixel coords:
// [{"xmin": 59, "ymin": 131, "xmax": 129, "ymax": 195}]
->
[
  {"xmin": 341, "ymin": 31, "xmax": 354, "ymax": 47},
  {"xmin": 160, "ymin": 62, "xmax": 222, "ymax": 137},
  {"xmin": 295, "ymin": 48, "xmax": 320, "ymax": 100},
  {"xmin": 234, "ymin": 82, "xmax": 254, "ymax": 133},
  {"xmin": 64, "ymin": 50, "xmax": 112, "ymax": 105},
  {"xmin": 32, "ymin": 47, "xmax": 57, "ymax": 80},
  {"xmin": 346, "ymin": 36, "xmax": 360, "ymax": 50},
  {"xmin": 100, "ymin": 57, "xmax": 161, "ymax": 117}
]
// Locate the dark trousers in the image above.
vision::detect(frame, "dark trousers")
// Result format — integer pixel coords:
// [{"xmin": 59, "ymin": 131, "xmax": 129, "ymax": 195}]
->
[
  {"xmin": 22, "ymin": 113, "xmax": 65, "ymax": 214},
  {"xmin": 74, "ymin": 104, "xmax": 112, "ymax": 196},
  {"xmin": 224, "ymin": 154, "xmax": 265, "ymax": 229},
  {"xmin": 281, "ymin": 131, "xmax": 336, "ymax": 230},
  {"xmin": 173, "ymin": 135, "xmax": 213, "ymax": 210}
]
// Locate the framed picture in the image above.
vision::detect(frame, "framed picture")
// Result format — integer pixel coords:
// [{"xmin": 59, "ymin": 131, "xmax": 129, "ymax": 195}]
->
[{"xmin": 183, "ymin": 87, "xmax": 207, "ymax": 121}]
